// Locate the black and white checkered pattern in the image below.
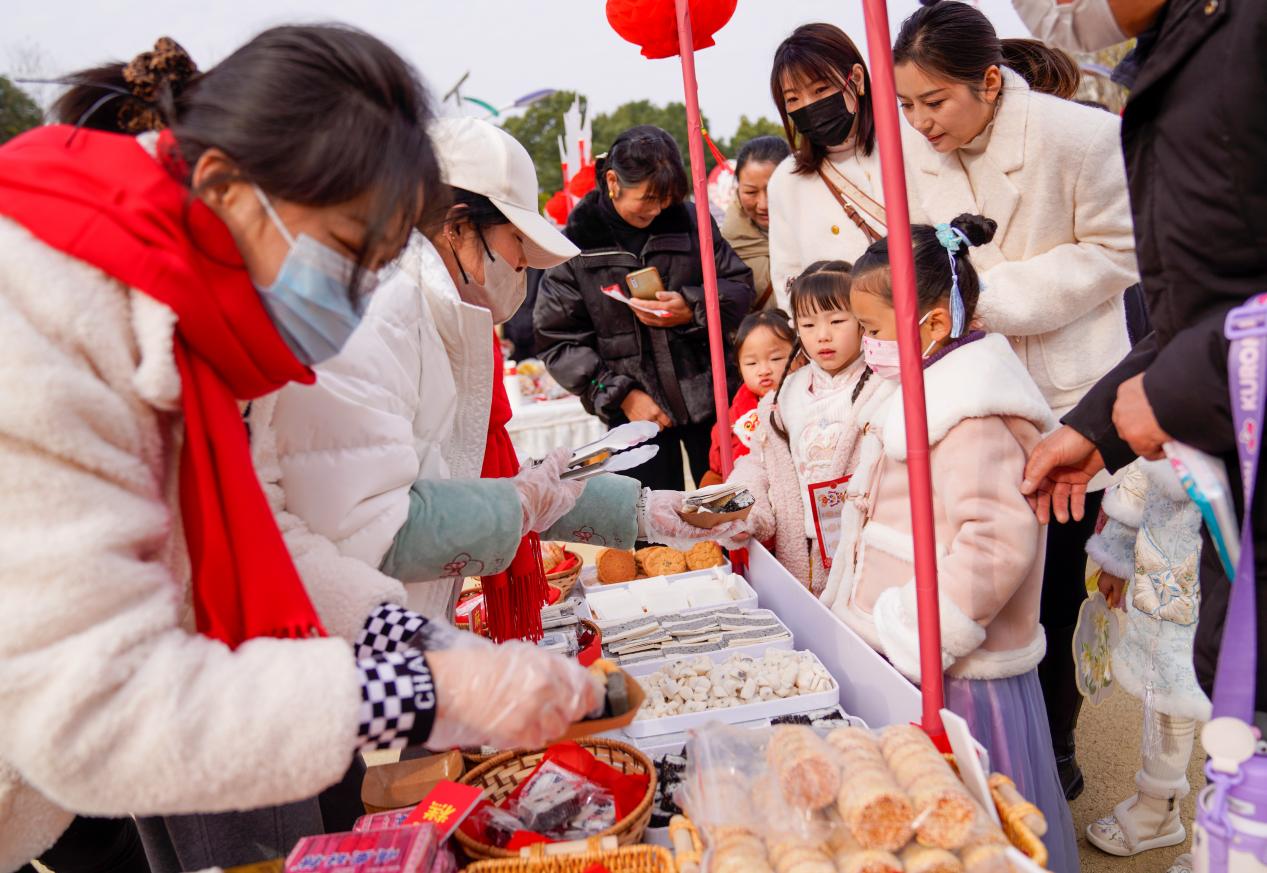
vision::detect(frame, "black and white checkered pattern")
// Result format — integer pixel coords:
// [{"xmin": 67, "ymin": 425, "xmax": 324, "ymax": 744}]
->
[
  {"xmin": 356, "ymin": 650, "xmax": 437, "ymax": 751},
  {"xmin": 355, "ymin": 602, "xmax": 428, "ymax": 659}
]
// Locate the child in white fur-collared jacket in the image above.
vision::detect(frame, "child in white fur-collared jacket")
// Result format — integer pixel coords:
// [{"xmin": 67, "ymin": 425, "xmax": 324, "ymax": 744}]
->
[
  {"xmin": 727, "ymin": 261, "xmax": 893, "ymax": 593},
  {"xmin": 1083, "ymin": 460, "xmax": 1209, "ymax": 863},
  {"xmin": 823, "ymin": 214, "xmax": 1079, "ymax": 873}
]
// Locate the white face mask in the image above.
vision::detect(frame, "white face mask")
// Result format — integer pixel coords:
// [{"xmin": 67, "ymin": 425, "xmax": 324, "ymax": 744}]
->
[
  {"xmin": 1014, "ymin": 0, "xmax": 1126, "ymax": 53},
  {"xmin": 450, "ymin": 228, "xmax": 528, "ymax": 324}
]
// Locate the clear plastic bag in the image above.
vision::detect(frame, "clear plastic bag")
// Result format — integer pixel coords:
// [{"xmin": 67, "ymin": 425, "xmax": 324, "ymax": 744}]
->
[
  {"xmin": 511, "ymin": 760, "xmax": 617, "ymax": 840},
  {"xmin": 675, "ymin": 721, "xmax": 828, "ymax": 844},
  {"xmin": 468, "ymin": 805, "xmax": 526, "ymax": 849}
]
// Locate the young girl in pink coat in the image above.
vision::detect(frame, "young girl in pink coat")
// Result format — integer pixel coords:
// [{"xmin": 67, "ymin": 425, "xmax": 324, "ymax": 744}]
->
[
  {"xmin": 823, "ymin": 214, "xmax": 1078, "ymax": 872},
  {"xmin": 728, "ymin": 262, "xmax": 893, "ymax": 592}
]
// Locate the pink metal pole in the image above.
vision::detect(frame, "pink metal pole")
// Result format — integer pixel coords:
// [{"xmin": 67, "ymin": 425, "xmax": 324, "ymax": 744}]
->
[
  {"xmin": 860, "ymin": 0, "xmax": 945, "ymax": 740},
  {"xmin": 674, "ymin": 0, "xmax": 735, "ymax": 479}
]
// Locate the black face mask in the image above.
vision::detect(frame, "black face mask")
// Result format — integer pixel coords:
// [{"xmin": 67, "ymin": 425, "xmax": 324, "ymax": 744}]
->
[{"xmin": 788, "ymin": 90, "xmax": 856, "ymax": 150}]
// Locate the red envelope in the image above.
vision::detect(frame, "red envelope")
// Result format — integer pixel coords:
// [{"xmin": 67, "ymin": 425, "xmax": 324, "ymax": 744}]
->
[{"xmin": 403, "ymin": 781, "xmax": 484, "ymax": 841}]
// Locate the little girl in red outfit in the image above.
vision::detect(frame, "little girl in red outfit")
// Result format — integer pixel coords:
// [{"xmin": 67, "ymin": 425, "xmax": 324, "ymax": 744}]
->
[{"xmin": 702, "ymin": 309, "xmax": 795, "ymax": 484}]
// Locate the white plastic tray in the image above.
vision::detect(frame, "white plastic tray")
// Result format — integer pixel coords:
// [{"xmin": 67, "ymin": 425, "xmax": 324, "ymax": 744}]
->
[
  {"xmin": 617, "ymin": 703, "xmax": 865, "ymax": 757},
  {"xmin": 620, "ymin": 649, "xmax": 840, "ymax": 739},
  {"xmin": 742, "ymin": 543, "xmax": 922, "ymax": 729},
  {"xmin": 579, "ymin": 560, "xmax": 732, "ymax": 592},
  {"xmin": 579, "ymin": 567, "xmax": 756, "ymax": 623},
  {"xmin": 618, "ymin": 615, "xmax": 796, "ymax": 678}
]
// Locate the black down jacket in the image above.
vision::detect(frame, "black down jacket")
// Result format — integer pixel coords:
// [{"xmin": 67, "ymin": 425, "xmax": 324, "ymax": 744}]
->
[
  {"xmin": 1060, "ymin": 0, "xmax": 1267, "ymax": 705},
  {"xmin": 534, "ymin": 192, "xmax": 754, "ymax": 426}
]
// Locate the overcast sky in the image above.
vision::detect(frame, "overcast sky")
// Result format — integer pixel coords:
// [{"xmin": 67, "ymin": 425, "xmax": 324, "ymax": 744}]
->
[{"xmin": 6, "ymin": 0, "xmax": 1032, "ymax": 139}]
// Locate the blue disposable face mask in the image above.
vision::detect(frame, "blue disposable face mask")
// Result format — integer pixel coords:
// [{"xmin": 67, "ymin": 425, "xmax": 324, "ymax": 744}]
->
[{"xmin": 251, "ymin": 186, "xmax": 375, "ymax": 366}]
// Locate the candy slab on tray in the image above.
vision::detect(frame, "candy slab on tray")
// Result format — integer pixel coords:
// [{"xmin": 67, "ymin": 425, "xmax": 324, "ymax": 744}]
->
[
  {"xmin": 579, "ymin": 567, "xmax": 757, "ymax": 623},
  {"xmin": 596, "ymin": 606, "xmax": 795, "ymax": 675},
  {"xmin": 622, "ymin": 648, "xmax": 839, "ymax": 739}
]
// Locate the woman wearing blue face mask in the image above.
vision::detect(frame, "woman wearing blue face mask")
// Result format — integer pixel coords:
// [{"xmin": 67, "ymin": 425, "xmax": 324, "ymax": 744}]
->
[{"xmin": 0, "ymin": 30, "xmax": 607, "ymax": 873}]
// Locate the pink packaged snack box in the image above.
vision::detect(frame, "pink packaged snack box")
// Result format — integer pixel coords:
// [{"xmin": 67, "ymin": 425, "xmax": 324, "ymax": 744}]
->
[
  {"xmin": 352, "ymin": 811, "xmax": 414, "ymax": 833},
  {"xmin": 284, "ymin": 826, "xmax": 437, "ymax": 872}
]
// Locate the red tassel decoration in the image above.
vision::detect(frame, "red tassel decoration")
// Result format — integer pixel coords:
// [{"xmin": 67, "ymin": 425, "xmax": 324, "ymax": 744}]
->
[
  {"xmin": 480, "ymin": 533, "xmax": 547, "ymax": 643},
  {"xmin": 480, "ymin": 333, "xmax": 550, "ymax": 642}
]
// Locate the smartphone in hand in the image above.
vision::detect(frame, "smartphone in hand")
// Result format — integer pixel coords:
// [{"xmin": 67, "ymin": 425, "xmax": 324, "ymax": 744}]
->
[{"xmin": 626, "ymin": 266, "xmax": 665, "ymax": 300}]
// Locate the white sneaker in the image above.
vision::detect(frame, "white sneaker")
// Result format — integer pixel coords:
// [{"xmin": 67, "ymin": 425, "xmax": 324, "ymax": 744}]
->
[
  {"xmin": 1086, "ymin": 796, "xmax": 1186, "ymax": 857},
  {"xmin": 1167, "ymin": 853, "xmax": 1194, "ymax": 873}
]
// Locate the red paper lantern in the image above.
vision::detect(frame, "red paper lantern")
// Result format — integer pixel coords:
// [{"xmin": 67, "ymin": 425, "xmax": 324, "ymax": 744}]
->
[
  {"xmin": 605, "ymin": 0, "xmax": 738, "ymax": 60},
  {"xmin": 567, "ymin": 163, "xmax": 596, "ymax": 198}
]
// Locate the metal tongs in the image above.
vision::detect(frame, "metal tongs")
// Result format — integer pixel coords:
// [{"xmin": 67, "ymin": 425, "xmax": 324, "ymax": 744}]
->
[{"xmin": 533, "ymin": 420, "xmax": 661, "ymax": 481}]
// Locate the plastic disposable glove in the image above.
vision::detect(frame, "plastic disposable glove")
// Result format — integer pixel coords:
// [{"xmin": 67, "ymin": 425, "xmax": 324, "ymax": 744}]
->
[
  {"xmin": 638, "ymin": 489, "xmax": 751, "ymax": 551},
  {"xmin": 424, "ymin": 636, "xmax": 600, "ymax": 750},
  {"xmin": 513, "ymin": 447, "xmax": 586, "ymax": 536}
]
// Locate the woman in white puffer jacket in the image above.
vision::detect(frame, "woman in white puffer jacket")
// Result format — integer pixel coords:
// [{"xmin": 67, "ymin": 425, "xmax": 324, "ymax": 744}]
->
[
  {"xmin": 0, "ymin": 30, "xmax": 606, "ymax": 873},
  {"xmin": 251, "ymin": 117, "xmax": 744, "ymax": 621}
]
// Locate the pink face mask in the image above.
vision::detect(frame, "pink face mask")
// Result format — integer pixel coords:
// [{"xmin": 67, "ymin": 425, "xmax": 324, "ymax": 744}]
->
[{"xmin": 862, "ymin": 312, "xmax": 934, "ymax": 380}]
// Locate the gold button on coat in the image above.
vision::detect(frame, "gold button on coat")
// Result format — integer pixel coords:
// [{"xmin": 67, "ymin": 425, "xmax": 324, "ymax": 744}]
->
[{"xmin": 831, "ymin": 224, "xmax": 840, "ymax": 235}]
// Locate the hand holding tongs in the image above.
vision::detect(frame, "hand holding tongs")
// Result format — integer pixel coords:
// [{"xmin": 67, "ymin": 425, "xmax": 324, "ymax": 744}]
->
[{"xmin": 531, "ymin": 420, "xmax": 661, "ymax": 481}]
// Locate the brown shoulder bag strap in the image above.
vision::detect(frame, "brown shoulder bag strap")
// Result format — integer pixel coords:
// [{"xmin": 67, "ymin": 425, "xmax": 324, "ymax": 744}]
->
[{"xmin": 816, "ymin": 168, "xmax": 883, "ymax": 244}]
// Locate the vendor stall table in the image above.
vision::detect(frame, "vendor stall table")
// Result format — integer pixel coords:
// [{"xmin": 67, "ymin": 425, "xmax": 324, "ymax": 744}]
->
[
  {"xmin": 743, "ymin": 542, "xmax": 922, "ymax": 729},
  {"xmin": 506, "ymin": 395, "xmax": 607, "ymax": 462}
]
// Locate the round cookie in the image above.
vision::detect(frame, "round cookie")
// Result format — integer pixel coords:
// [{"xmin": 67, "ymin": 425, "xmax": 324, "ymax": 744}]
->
[
  {"xmin": 686, "ymin": 539, "xmax": 725, "ymax": 570},
  {"xmin": 643, "ymin": 547, "xmax": 688, "ymax": 576},
  {"xmin": 596, "ymin": 548, "xmax": 637, "ymax": 584}
]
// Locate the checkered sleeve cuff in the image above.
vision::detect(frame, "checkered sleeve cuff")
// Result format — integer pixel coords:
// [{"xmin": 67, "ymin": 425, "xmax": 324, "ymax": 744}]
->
[
  {"xmin": 355, "ymin": 602, "xmax": 429, "ymax": 659},
  {"xmin": 355, "ymin": 650, "xmax": 437, "ymax": 751}
]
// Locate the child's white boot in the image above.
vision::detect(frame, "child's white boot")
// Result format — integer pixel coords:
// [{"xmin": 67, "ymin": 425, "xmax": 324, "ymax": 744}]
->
[{"xmin": 1087, "ymin": 713, "xmax": 1194, "ymax": 856}]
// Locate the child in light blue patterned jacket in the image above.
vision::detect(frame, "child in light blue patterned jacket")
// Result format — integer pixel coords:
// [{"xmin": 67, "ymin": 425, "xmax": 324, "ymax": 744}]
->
[{"xmin": 1084, "ymin": 459, "xmax": 1210, "ymax": 865}]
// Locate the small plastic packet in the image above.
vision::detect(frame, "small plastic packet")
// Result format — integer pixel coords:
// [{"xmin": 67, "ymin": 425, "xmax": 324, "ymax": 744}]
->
[
  {"xmin": 513, "ymin": 760, "xmax": 615, "ymax": 838},
  {"xmin": 467, "ymin": 805, "xmax": 527, "ymax": 849},
  {"xmin": 555, "ymin": 793, "xmax": 617, "ymax": 840}
]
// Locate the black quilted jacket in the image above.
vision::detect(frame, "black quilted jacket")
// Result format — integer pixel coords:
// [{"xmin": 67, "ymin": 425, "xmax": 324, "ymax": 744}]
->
[{"xmin": 533, "ymin": 191, "xmax": 754, "ymax": 426}]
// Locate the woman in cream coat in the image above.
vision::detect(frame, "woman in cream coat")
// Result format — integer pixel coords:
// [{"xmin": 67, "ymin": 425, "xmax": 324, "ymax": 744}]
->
[
  {"xmin": 892, "ymin": 0, "xmax": 1138, "ymax": 801},
  {"xmin": 765, "ymin": 23, "xmax": 905, "ymax": 309}
]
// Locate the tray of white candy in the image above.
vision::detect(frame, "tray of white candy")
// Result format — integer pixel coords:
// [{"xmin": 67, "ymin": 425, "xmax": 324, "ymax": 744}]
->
[
  {"xmin": 622, "ymin": 648, "xmax": 838, "ymax": 739},
  {"xmin": 579, "ymin": 567, "xmax": 757, "ymax": 624},
  {"xmin": 595, "ymin": 606, "xmax": 794, "ymax": 675}
]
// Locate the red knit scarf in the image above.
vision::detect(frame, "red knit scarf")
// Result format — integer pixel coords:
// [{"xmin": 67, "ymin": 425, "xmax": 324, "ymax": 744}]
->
[
  {"xmin": 0, "ymin": 126, "xmax": 327, "ymax": 648},
  {"xmin": 480, "ymin": 334, "xmax": 547, "ymax": 642}
]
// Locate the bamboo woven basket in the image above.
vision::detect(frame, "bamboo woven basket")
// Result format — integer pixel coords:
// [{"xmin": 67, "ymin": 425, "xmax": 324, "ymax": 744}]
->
[
  {"xmin": 672, "ymin": 762, "xmax": 1050, "ymax": 871},
  {"xmin": 545, "ymin": 548, "xmax": 583, "ymax": 600},
  {"xmin": 988, "ymin": 772, "xmax": 1048, "ymax": 867},
  {"xmin": 466, "ymin": 844, "xmax": 674, "ymax": 873},
  {"xmin": 455, "ymin": 737, "xmax": 657, "ymax": 861}
]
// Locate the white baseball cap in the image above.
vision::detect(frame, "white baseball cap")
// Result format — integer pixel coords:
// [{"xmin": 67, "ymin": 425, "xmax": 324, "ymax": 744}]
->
[{"xmin": 429, "ymin": 116, "xmax": 579, "ymax": 269}]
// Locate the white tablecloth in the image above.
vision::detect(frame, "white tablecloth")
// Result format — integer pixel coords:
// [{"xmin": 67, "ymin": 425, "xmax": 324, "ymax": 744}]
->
[{"xmin": 506, "ymin": 394, "xmax": 607, "ymax": 460}]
